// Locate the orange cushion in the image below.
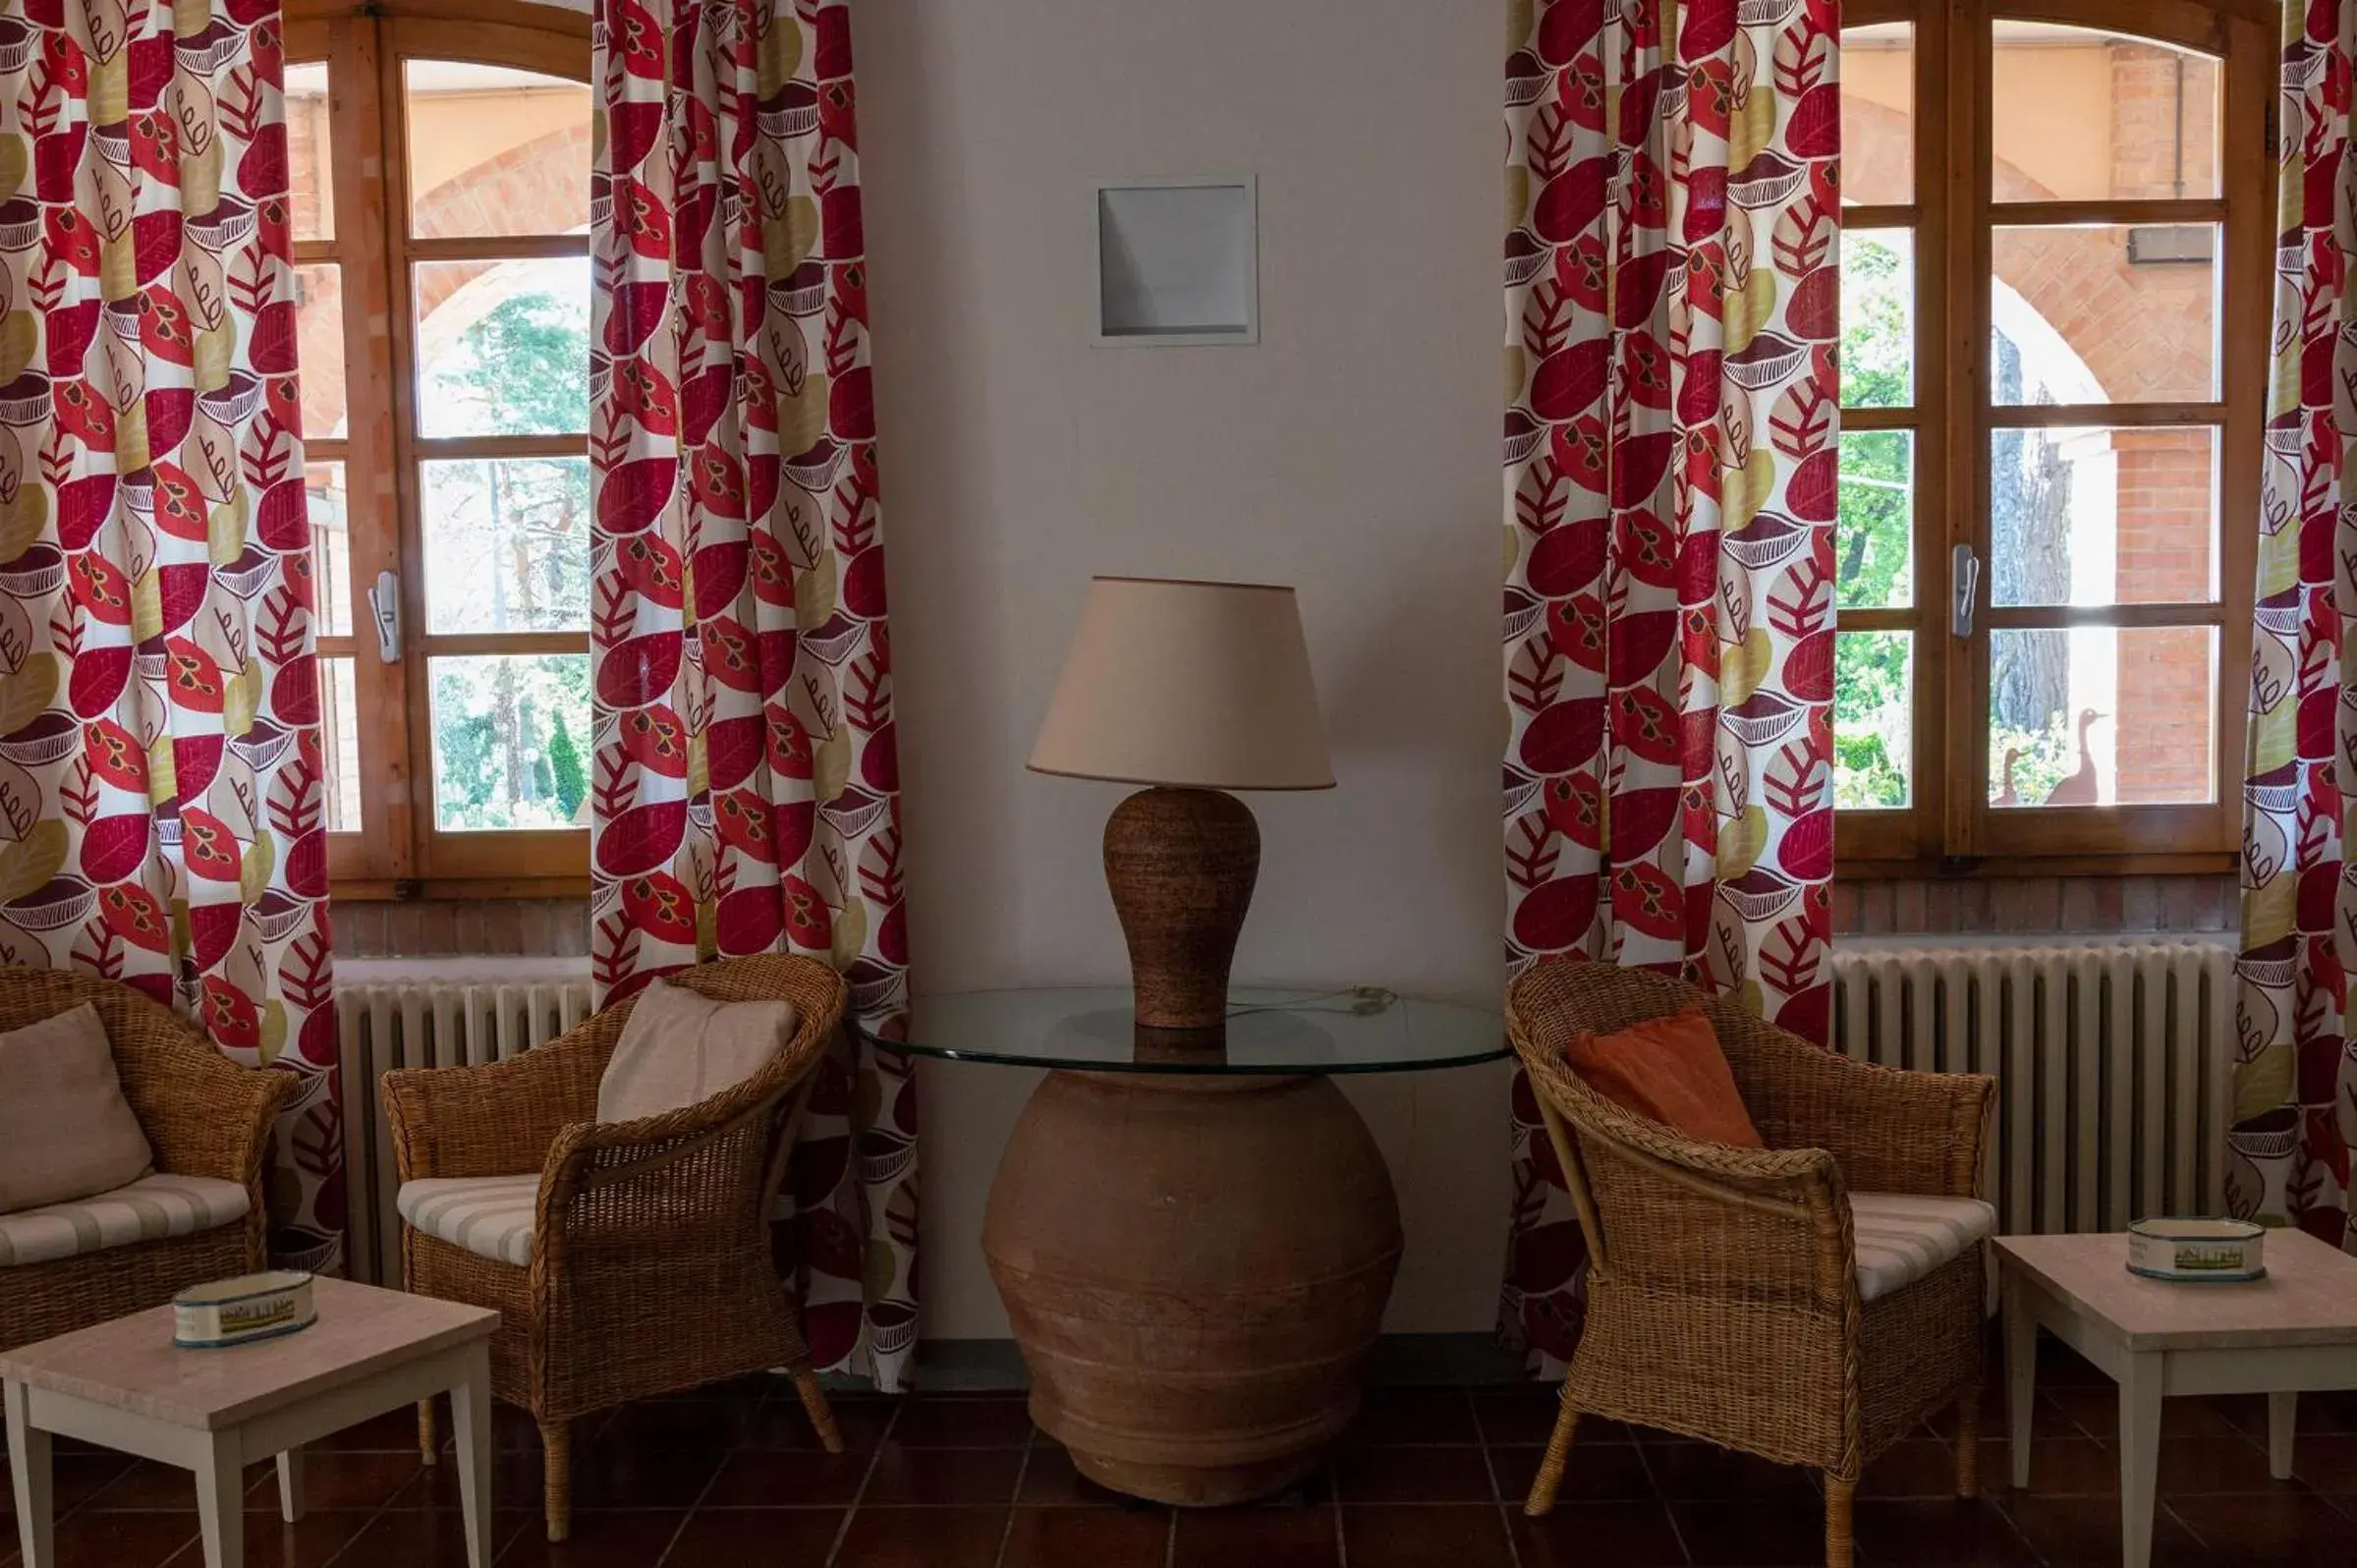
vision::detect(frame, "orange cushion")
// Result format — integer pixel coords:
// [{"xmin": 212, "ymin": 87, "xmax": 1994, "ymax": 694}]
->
[{"xmin": 1567, "ymin": 1008, "xmax": 1764, "ymax": 1148}]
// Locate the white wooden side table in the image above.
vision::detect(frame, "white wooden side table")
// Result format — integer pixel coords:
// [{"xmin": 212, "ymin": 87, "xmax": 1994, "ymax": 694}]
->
[
  {"xmin": 1996, "ymin": 1229, "xmax": 2357, "ymax": 1568},
  {"xmin": 2, "ymin": 1276, "xmax": 498, "ymax": 1568}
]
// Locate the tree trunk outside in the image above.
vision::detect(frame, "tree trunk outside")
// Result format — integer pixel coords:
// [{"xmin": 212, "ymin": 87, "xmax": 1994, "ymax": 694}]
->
[{"xmin": 1989, "ymin": 336, "xmax": 2070, "ymax": 739}]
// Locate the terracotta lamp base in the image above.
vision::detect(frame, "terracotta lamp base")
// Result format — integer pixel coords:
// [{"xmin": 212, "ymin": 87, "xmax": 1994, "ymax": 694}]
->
[{"xmin": 1102, "ymin": 787, "xmax": 1259, "ymax": 1034}]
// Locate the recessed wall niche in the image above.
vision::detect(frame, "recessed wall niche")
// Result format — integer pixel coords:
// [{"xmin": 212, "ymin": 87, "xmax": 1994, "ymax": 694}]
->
[{"xmin": 1092, "ymin": 177, "xmax": 1260, "ymax": 346}]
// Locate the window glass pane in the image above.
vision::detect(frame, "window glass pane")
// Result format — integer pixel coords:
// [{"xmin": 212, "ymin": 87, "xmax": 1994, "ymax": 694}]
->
[
  {"xmin": 1991, "ymin": 26, "xmax": 2217, "ymax": 201},
  {"xmin": 1990, "ymin": 426, "xmax": 2217, "ymax": 607},
  {"xmin": 322, "ymin": 657, "xmax": 361, "ymax": 831},
  {"xmin": 1841, "ymin": 23, "xmax": 1913, "ymax": 206},
  {"xmin": 1990, "ymin": 627, "xmax": 2215, "ymax": 807},
  {"xmin": 1837, "ymin": 430, "xmax": 1912, "ymax": 610},
  {"xmin": 1840, "ymin": 229, "xmax": 1911, "ymax": 409},
  {"xmin": 413, "ymin": 257, "xmax": 590, "ymax": 438},
  {"xmin": 430, "ymin": 654, "xmax": 591, "ymax": 831},
  {"xmin": 405, "ymin": 60, "xmax": 590, "ymax": 240},
  {"xmin": 286, "ymin": 62, "xmax": 333, "ymax": 243},
  {"xmin": 1992, "ymin": 226, "xmax": 2217, "ymax": 405},
  {"xmin": 1835, "ymin": 632, "xmax": 1911, "ymax": 810},
  {"xmin": 296, "ymin": 263, "xmax": 346, "ymax": 440},
  {"xmin": 307, "ymin": 462, "xmax": 352, "ymax": 638},
  {"xmin": 421, "ymin": 458, "xmax": 592, "ymax": 634}
]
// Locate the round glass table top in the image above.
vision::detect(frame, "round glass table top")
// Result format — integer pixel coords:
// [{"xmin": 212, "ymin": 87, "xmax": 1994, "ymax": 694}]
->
[{"xmin": 860, "ymin": 987, "xmax": 1508, "ymax": 1076}]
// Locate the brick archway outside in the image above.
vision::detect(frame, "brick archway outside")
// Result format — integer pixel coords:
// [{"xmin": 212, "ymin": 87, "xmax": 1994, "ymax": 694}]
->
[{"xmin": 296, "ymin": 120, "xmax": 595, "ymax": 446}]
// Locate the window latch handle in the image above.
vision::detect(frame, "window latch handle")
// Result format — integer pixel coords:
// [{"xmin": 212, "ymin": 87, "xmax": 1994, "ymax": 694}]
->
[
  {"xmin": 365, "ymin": 571, "xmax": 401, "ymax": 664},
  {"xmin": 1950, "ymin": 544, "xmax": 1981, "ymax": 638}
]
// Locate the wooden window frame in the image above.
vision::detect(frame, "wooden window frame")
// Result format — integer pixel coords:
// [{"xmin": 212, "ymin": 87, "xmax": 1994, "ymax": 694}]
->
[
  {"xmin": 287, "ymin": 0, "xmax": 593, "ymax": 900},
  {"xmin": 1835, "ymin": 0, "xmax": 2272, "ymax": 878}
]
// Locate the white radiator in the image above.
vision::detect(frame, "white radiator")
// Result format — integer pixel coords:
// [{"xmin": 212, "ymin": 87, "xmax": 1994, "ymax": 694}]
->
[
  {"xmin": 335, "ymin": 963, "xmax": 595, "ymax": 1286},
  {"xmin": 1829, "ymin": 939, "xmax": 2234, "ymax": 1237}
]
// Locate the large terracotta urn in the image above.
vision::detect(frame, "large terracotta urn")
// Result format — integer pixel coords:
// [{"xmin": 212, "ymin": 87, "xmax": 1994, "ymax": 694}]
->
[{"xmin": 982, "ymin": 1068, "xmax": 1402, "ymax": 1505}]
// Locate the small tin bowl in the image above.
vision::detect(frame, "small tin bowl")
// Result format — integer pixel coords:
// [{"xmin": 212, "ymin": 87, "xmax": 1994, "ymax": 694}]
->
[
  {"xmin": 172, "ymin": 1270, "xmax": 318, "ymax": 1349},
  {"xmin": 2126, "ymin": 1218, "xmax": 2267, "ymax": 1283}
]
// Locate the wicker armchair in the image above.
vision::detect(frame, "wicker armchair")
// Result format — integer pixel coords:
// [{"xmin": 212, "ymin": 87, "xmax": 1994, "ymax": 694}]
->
[
  {"xmin": 382, "ymin": 954, "xmax": 850, "ymax": 1542},
  {"xmin": 0, "ymin": 969, "xmax": 295, "ymax": 1352},
  {"xmin": 1506, "ymin": 961, "xmax": 1995, "ymax": 1568}
]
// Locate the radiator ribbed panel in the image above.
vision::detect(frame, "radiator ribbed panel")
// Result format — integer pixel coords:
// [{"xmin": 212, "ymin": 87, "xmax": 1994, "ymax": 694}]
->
[
  {"xmin": 1829, "ymin": 941, "xmax": 2233, "ymax": 1237},
  {"xmin": 336, "ymin": 977, "xmax": 595, "ymax": 1285}
]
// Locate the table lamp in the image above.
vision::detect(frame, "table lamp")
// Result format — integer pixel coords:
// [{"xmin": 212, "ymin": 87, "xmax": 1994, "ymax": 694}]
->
[{"xmin": 1030, "ymin": 577, "xmax": 1334, "ymax": 1034}]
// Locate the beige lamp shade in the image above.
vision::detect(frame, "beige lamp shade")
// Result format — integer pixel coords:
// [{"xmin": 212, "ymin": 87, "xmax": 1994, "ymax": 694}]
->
[{"xmin": 1030, "ymin": 577, "xmax": 1335, "ymax": 791}]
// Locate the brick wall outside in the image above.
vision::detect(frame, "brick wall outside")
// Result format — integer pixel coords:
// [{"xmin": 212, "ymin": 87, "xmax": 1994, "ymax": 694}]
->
[
  {"xmin": 291, "ymin": 120, "xmax": 593, "ymax": 447},
  {"xmin": 288, "ymin": 89, "xmax": 333, "ymax": 246},
  {"xmin": 289, "ymin": 85, "xmax": 340, "ymax": 440},
  {"xmin": 1989, "ymin": 226, "xmax": 2213, "ymax": 402},
  {"xmin": 2110, "ymin": 43, "xmax": 2218, "ymax": 198},
  {"xmin": 410, "ymin": 122, "xmax": 592, "ymax": 246},
  {"xmin": 408, "ymin": 123, "xmax": 596, "ymax": 365},
  {"xmin": 2102, "ymin": 44, "xmax": 2221, "ymax": 805},
  {"xmin": 2111, "ymin": 427, "xmax": 2217, "ymax": 804},
  {"xmin": 295, "ymin": 263, "xmax": 347, "ymax": 441}
]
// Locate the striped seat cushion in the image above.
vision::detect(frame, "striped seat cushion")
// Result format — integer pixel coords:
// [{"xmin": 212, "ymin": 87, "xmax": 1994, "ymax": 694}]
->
[
  {"xmin": 397, "ymin": 1175, "xmax": 539, "ymax": 1267},
  {"xmin": 1851, "ymin": 1192, "xmax": 1997, "ymax": 1303},
  {"xmin": 0, "ymin": 1174, "xmax": 251, "ymax": 1268}
]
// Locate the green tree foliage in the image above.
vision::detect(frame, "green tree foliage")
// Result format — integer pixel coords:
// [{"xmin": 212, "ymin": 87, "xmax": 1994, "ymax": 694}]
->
[
  {"xmin": 433, "ymin": 700, "xmax": 501, "ymax": 819},
  {"xmin": 1833, "ymin": 236, "xmax": 1915, "ymax": 810},
  {"xmin": 548, "ymin": 709, "xmax": 588, "ymax": 823},
  {"xmin": 1990, "ymin": 721, "xmax": 2073, "ymax": 809},
  {"xmin": 422, "ymin": 271, "xmax": 596, "ymax": 831},
  {"xmin": 424, "ymin": 289, "xmax": 591, "ymax": 438}
]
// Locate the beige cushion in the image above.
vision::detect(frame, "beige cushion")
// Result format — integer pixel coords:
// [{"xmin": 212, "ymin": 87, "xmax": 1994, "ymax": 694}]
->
[
  {"xmin": 397, "ymin": 1175, "xmax": 538, "ymax": 1267},
  {"xmin": 0, "ymin": 1002, "xmax": 156, "ymax": 1215},
  {"xmin": 594, "ymin": 976, "xmax": 799, "ymax": 1124},
  {"xmin": 1851, "ymin": 1192, "xmax": 1997, "ymax": 1303},
  {"xmin": 0, "ymin": 1174, "xmax": 250, "ymax": 1267}
]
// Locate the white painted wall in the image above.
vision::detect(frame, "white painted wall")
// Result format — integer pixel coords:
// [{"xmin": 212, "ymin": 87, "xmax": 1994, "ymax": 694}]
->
[{"xmin": 855, "ymin": 0, "xmax": 1509, "ymax": 1339}]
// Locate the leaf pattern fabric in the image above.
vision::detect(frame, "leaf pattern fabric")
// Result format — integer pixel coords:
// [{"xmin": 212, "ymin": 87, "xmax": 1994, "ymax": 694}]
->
[
  {"xmin": 589, "ymin": 0, "xmax": 918, "ymax": 1387},
  {"xmin": 2235, "ymin": 0, "xmax": 2357, "ymax": 1252},
  {"xmin": 1498, "ymin": 0, "xmax": 1839, "ymax": 1370},
  {"xmin": 0, "ymin": 0, "xmax": 341, "ymax": 1270}
]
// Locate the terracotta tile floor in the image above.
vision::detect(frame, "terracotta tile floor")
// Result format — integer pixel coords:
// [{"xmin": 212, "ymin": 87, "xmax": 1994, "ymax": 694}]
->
[{"xmin": 3, "ymin": 1341, "xmax": 2354, "ymax": 1566}]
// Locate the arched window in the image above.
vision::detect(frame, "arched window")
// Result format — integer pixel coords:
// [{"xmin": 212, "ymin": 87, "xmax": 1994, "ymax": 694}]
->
[
  {"xmin": 1834, "ymin": 0, "xmax": 2268, "ymax": 868},
  {"xmin": 286, "ymin": 0, "xmax": 592, "ymax": 891}
]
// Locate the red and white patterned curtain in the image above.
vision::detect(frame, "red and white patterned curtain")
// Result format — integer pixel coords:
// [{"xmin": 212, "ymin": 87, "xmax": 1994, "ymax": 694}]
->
[
  {"xmin": 588, "ymin": 0, "xmax": 918, "ymax": 1385},
  {"xmin": 2235, "ymin": 0, "xmax": 2357, "ymax": 1252},
  {"xmin": 1498, "ymin": 0, "xmax": 1840, "ymax": 1367},
  {"xmin": 0, "ymin": 0, "xmax": 342, "ymax": 1267}
]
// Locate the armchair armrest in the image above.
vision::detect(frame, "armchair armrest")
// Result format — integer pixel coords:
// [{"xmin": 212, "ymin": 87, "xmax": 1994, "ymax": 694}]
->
[
  {"xmin": 1507, "ymin": 1019, "xmax": 1852, "ymax": 1310},
  {"xmin": 111, "ymin": 1007, "xmax": 298, "ymax": 1187},
  {"xmin": 1507, "ymin": 1063, "xmax": 1861, "ymax": 1361},
  {"xmin": 383, "ymin": 1028, "xmax": 609, "ymax": 1183},
  {"xmin": 1704, "ymin": 998, "xmax": 1992, "ymax": 1199},
  {"xmin": 527, "ymin": 1068, "xmax": 813, "ymax": 1282}
]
